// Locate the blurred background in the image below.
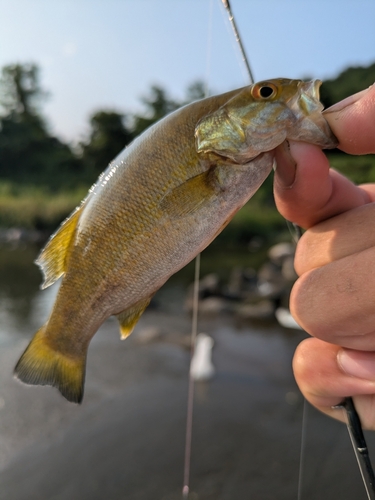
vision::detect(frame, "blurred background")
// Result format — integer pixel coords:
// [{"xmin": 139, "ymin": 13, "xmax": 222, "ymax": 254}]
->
[{"xmin": 0, "ymin": 0, "xmax": 375, "ymax": 499}]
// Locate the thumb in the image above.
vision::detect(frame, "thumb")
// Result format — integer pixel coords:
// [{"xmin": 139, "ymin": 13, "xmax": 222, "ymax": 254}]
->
[{"xmin": 324, "ymin": 84, "xmax": 375, "ymax": 155}]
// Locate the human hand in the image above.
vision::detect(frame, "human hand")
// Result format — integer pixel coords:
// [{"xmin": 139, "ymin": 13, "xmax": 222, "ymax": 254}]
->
[{"xmin": 273, "ymin": 84, "xmax": 375, "ymax": 428}]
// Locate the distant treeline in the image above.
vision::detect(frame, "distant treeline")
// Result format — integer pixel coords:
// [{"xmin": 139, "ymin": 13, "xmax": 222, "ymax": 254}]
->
[
  {"xmin": 0, "ymin": 62, "xmax": 374, "ymax": 234},
  {"xmin": 0, "ymin": 63, "xmax": 207, "ymax": 191},
  {"xmin": 320, "ymin": 63, "xmax": 375, "ymax": 109}
]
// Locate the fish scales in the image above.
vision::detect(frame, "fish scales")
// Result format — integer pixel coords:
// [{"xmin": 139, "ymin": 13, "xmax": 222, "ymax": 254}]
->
[{"xmin": 14, "ymin": 79, "xmax": 337, "ymax": 402}]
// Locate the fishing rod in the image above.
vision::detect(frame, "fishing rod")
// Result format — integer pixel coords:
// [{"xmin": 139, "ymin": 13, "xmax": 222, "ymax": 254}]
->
[
  {"xmin": 221, "ymin": 0, "xmax": 254, "ymax": 84},
  {"xmin": 220, "ymin": 0, "xmax": 375, "ymax": 498}
]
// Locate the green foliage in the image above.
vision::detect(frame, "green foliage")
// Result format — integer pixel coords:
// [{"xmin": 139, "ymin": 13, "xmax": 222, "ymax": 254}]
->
[
  {"xmin": 0, "ymin": 63, "xmax": 47, "ymax": 116},
  {"xmin": 0, "ymin": 182, "xmax": 85, "ymax": 230},
  {"xmin": 327, "ymin": 152, "xmax": 375, "ymax": 185},
  {"xmin": 183, "ymin": 81, "xmax": 207, "ymax": 103},
  {"xmin": 132, "ymin": 85, "xmax": 180, "ymax": 136},
  {"xmin": 80, "ymin": 110, "xmax": 133, "ymax": 181},
  {"xmin": 215, "ymin": 196, "xmax": 286, "ymax": 246},
  {"xmin": 320, "ymin": 62, "xmax": 375, "ymax": 108},
  {"xmin": 0, "ymin": 63, "xmax": 85, "ymax": 190}
]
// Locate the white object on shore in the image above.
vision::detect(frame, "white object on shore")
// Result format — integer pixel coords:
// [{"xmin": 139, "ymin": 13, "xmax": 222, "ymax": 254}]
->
[
  {"xmin": 275, "ymin": 307, "xmax": 303, "ymax": 330},
  {"xmin": 190, "ymin": 333, "xmax": 215, "ymax": 381}
]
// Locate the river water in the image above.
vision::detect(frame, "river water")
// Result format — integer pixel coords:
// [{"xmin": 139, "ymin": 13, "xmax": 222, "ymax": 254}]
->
[{"xmin": 0, "ymin": 244, "xmax": 373, "ymax": 499}]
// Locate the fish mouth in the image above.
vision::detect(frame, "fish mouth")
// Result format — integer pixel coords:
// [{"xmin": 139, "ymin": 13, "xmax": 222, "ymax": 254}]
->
[
  {"xmin": 290, "ymin": 79, "xmax": 338, "ymax": 149},
  {"xmin": 302, "ymin": 79, "xmax": 322, "ymax": 101}
]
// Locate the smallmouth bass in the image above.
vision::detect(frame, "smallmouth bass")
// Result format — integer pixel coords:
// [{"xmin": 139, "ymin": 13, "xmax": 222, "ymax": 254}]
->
[{"xmin": 15, "ymin": 79, "xmax": 337, "ymax": 403}]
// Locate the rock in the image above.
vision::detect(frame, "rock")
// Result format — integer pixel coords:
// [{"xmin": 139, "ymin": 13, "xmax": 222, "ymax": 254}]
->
[
  {"xmin": 236, "ymin": 300, "xmax": 275, "ymax": 320},
  {"xmin": 0, "ymin": 228, "xmax": 45, "ymax": 244},
  {"xmin": 190, "ymin": 333, "xmax": 215, "ymax": 381},
  {"xmin": 199, "ymin": 273, "xmax": 221, "ymax": 297},
  {"xmin": 198, "ymin": 297, "xmax": 230, "ymax": 315},
  {"xmin": 257, "ymin": 261, "xmax": 287, "ymax": 299},
  {"xmin": 184, "ymin": 273, "xmax": 221, "ymax": 311},
  {"xmin": 257, "ymin": 280, "xmax": 286, "ymax": 299},
  {"xmin": 226, "ymin": 266, "xmax": 244, "ymax": 297},
  {"xmin": 163, "ymin": 332, "xmax": 192, "ymax": 349},
  {"xmin": 225, "ymin": 266, "xmax": 258, "ymax": 299},
  {"xmin": 268, "ymin": 242, "xmax": 295, "ymax": 265},
  {"xmin": 135, "ymin": 326, "xmax": 163, "ymax": 344},
  {"xmin": 248, "ymin": 235, "xmax": 265, "ymax": 252},
  {"xmin": 275, "ymin": 307, "xmax": 303, "ymax": 330},
  {"xmin": 281, "ymin": 255, "xmax": 298, "ymax": 282},
  {"xmin": 257, "ymin": 261, "xmax": 281, "ymax": 283}
]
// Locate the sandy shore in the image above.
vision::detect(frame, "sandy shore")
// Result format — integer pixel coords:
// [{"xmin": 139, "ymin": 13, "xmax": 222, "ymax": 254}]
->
[{"xmin": 0, "ymin": 310, "xmax": 374, "ymax": 499}]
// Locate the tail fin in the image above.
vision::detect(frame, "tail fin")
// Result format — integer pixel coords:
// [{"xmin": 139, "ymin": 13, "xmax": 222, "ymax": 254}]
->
[{"xmin": 14, "ymin": 326, "xmax": 86, "ymax": 404}]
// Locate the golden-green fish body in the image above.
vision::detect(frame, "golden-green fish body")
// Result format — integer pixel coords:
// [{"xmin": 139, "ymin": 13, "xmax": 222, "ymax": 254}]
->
[{"xmin": 15, "ymin": 79, "xmax": 337, "ymax": 402}]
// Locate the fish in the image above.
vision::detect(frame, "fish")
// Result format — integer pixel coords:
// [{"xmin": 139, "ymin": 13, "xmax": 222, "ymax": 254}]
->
[{"xmin": 14, "ymin": 78, "xmax": 337, "ymax": 403}]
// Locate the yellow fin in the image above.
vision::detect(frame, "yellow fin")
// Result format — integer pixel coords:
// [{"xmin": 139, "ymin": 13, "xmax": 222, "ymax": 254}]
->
[
  {"xmin": 36, "ymin": 206, "xmax": 82, "ymax": 289},
  {"xmin": 116, "ymin": 297, "xmax": 152, "ymax": 340},
  {"xmin": 14, "ymin": 325, "xmax": 86, "ymax": 404},
  {"xmin": 160, "ymin": 171, "xmax": 215, "ymax": 218}
]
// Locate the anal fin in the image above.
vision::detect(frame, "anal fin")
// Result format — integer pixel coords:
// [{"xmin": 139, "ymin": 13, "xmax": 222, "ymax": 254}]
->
[
  {"xmin": 116, "ymin": 297, "xmax": 153, "ymax": 340},
  {"xmin": 36, "ymin": 206, "xmax": 82, "ymax": 289}
]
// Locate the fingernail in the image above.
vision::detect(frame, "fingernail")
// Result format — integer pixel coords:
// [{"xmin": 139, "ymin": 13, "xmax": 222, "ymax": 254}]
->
[
  {"xmin": 274, "ymin": 140, "xmax": 297, "ymax": 188},
  {"xmin": 338, "ymin": 349, "xmax": 375, "ymax": 380},
  {"xmin": 324, "ymin": 85, "xmax": 373, "ymax": 114}
]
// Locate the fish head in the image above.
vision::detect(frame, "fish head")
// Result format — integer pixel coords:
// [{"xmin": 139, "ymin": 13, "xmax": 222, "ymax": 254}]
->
[{"xmin": 195, "ymin": 78, "xmax": 338, "ymax": 163}]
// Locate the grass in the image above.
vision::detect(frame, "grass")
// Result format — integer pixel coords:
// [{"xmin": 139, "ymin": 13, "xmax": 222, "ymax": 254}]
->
[
  {"xmin": 327, "ymin": 153, "xmax": 375, "ymax": 185},
  {"xmin": 0, "ymin": 183, "xmax": 86, "ymax": 230},
  {"xmin": 0, "ymin": 152, "xmax": 374, "ymax": 236}
]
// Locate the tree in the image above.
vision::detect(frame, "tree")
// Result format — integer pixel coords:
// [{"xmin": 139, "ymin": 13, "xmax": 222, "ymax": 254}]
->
[
  {"xmin": 183, "ymin": 80, "xmax": 207, "ymax": 103},
  {"xmin": 0, "ymin": 63, "xmax": 47, "ymax": 118},
  {"xmin": 80, "ymin": 110, "xmax": 133, "ymax": 179},
  {"xmin": 132, "ymin": 85, "xmax": 180, "ymax": 136},
  {"xmin": 320, "ymin": 62, "xmax": 375, "ymax": 108},
  {"xmin": 0, "ymin": 62, "xmax": 83, "ymax": 189}
]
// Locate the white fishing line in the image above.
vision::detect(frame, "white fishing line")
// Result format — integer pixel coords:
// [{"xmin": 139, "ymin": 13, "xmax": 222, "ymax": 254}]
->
[
  {"xmin": 182, "ymin": 252, "xmax": 201, "ymax": 499},
  {"xmin": 297, "ymin": 398, "xmax": 308, "ymax": 500},
  {"xmin": 182, "ymin": 1, "xmax": 214, "ymax": 496}
]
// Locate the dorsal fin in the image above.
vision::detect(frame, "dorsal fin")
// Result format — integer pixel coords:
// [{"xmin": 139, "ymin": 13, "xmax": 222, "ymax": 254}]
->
[{"xmin": 36, "ymin": 206, "xmax": 82, "ymax": 289}]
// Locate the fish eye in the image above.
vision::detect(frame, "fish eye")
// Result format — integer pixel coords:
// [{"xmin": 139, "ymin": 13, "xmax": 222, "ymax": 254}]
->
[
  {"xmin": 259, "ymin": 86, "xmax": 274, "ymax": 98},
  {"xmin": 251, "ymin": 83, "xmax": 278, "ymax": 100}
]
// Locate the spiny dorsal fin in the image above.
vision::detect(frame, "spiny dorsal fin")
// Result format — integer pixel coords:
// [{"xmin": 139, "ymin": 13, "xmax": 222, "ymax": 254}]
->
[
  {"xmin": 116, "ymin": 297, "xmax": 153, "ymax": 340},
  {"xmin": 14, "ymin": 325, "xmax": 86, "ymax": 404},
  {"xmin": 36, "ymin": 206, "xmax": 82, "ymax": 289}
]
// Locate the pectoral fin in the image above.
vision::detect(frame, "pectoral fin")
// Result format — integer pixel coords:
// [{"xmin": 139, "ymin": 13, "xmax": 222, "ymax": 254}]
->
[
  {"xmin": 36, "ymin": 206, "xmax": 82, "ymax": 289},
  {"xmin": 160, "ymin": 171, "xmax": 216, "ymax": 218},
  {"xmin": 116, "ymin": 297, "xmax": 153, "ymax": 339}
]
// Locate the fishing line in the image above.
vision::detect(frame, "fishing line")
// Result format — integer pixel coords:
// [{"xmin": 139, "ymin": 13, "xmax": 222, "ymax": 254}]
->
[
  {"xmin": 182, "ymin": 253, "xmax": 201, "ymax": 499},
  {"xmin": 297, "ymin": 398, "xmax": 308, "ymax": 500},
  {"xmin": 182, "ymin": 2, "xmax": 214, "ymax": 497}
]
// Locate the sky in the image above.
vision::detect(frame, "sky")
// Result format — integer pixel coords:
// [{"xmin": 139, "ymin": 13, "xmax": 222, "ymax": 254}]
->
[{"xmin": 1, "ymin": 0, "xmax": 374, "ymax": 143}]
